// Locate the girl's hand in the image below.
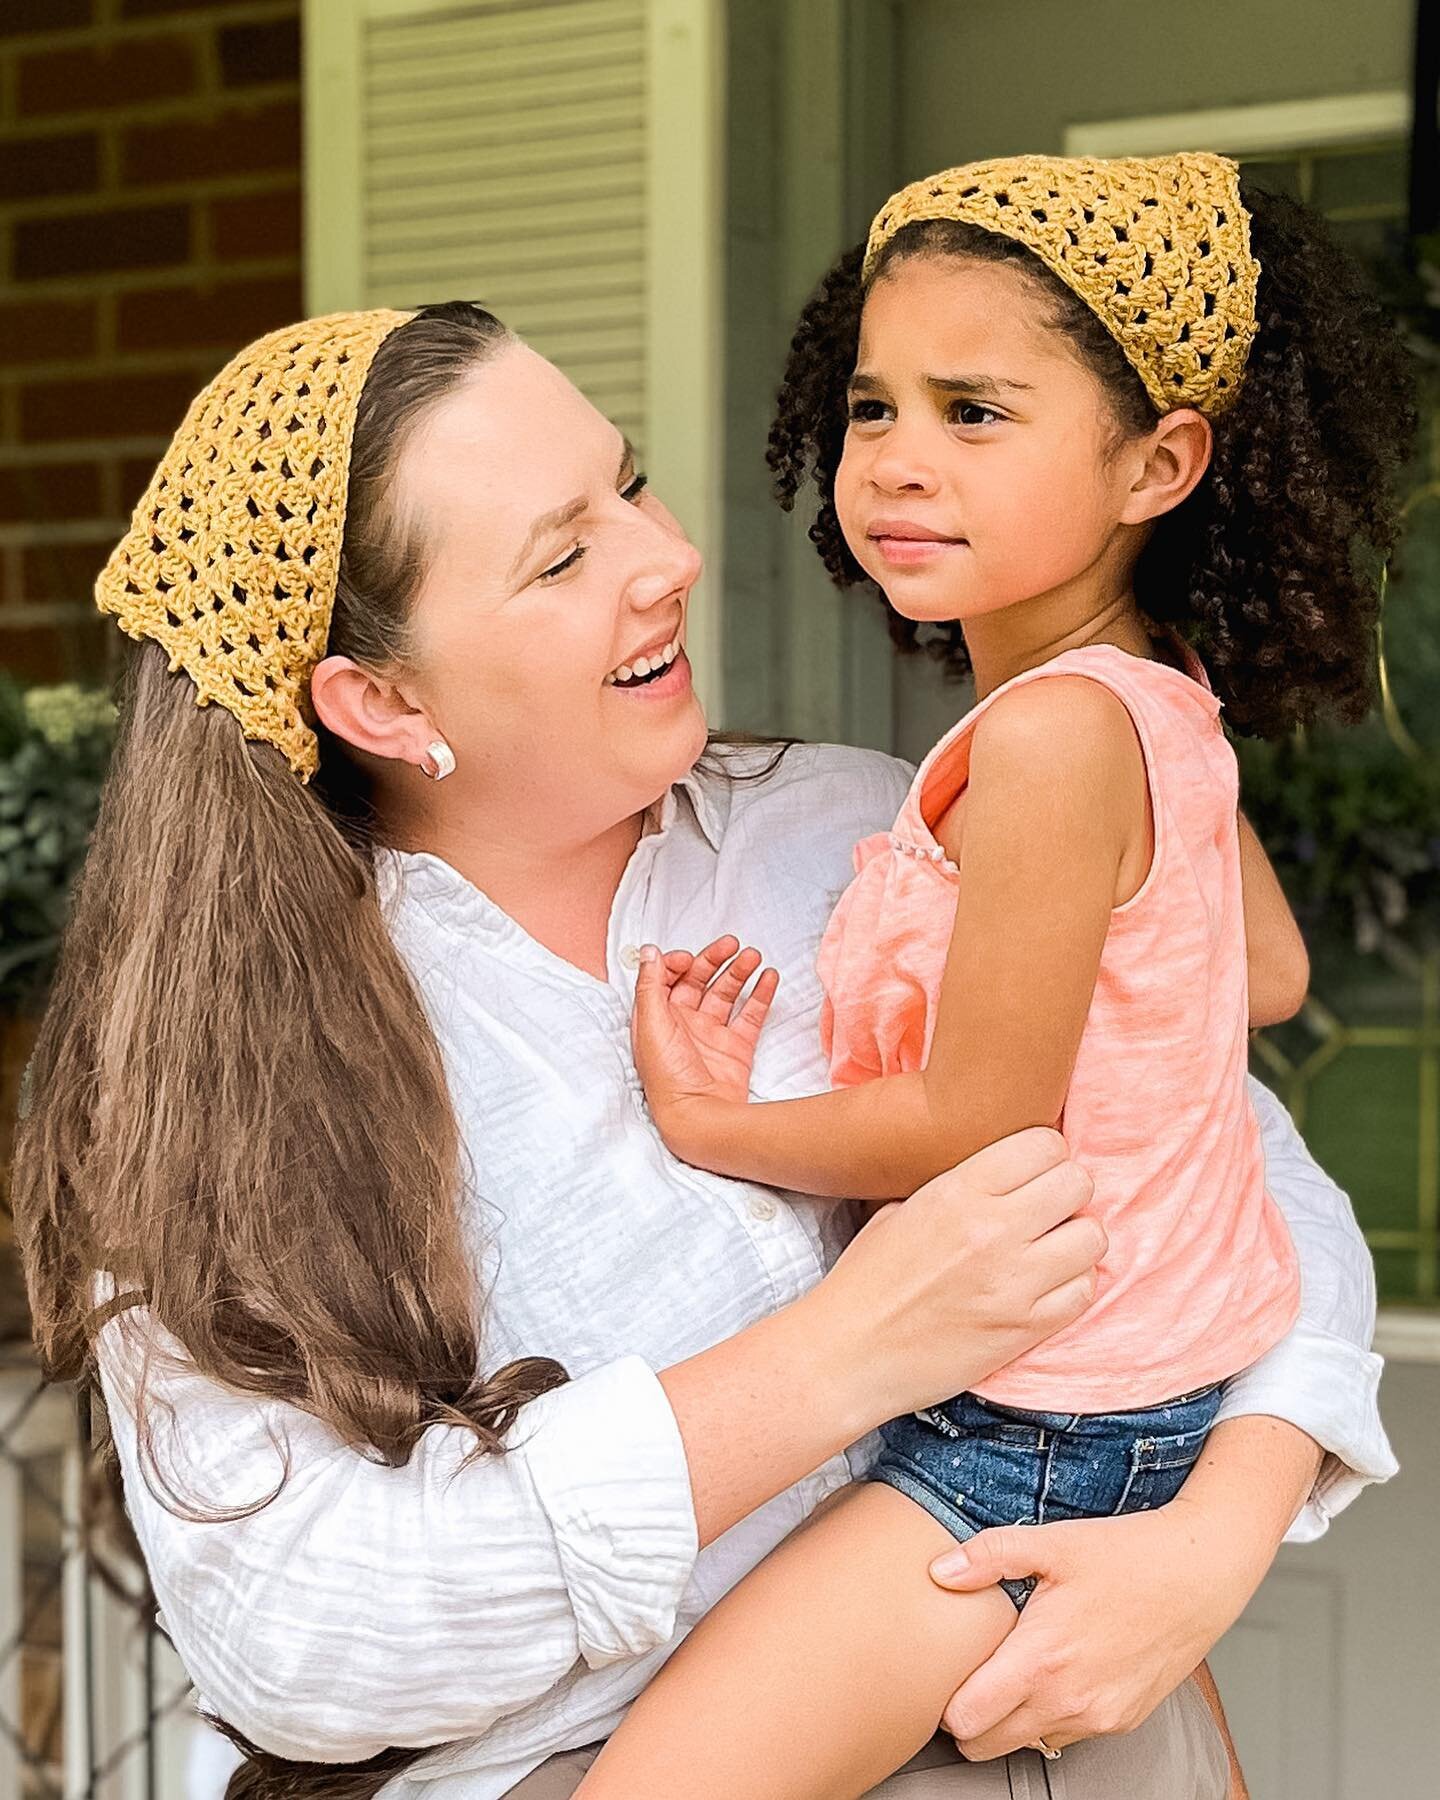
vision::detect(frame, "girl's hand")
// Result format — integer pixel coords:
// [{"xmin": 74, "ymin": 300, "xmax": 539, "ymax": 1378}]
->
[
  {"xmin": 926, "ymin": 1493, "xmax": 1270, "ymax": 1758},
  {"xmin": 631, "ymin": 938, "xmax": 779, "ymax": 1132}
]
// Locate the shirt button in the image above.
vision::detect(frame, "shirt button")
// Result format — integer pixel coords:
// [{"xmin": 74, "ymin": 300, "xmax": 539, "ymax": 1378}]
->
[
  {"xmin": 747, "ymin": 1195, "xmax": 778, "ymax": 1222},
  {"xmin": 619, "ymin": 944, "xmax": 642, "ymax": 970}
]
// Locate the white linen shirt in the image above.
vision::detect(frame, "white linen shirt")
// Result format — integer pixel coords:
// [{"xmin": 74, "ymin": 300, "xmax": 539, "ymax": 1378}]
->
[{"xmin": 97, "ymin": 743, "xmax": 1395, "ymax": 1797}]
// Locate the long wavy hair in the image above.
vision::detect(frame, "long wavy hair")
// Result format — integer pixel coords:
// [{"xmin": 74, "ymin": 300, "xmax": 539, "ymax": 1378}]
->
[
  {"xmin": 10, "ymin": 302, "xmax": 570, "ymax": 1797},
  {"xmin": 767, "ymin": 183, "xmax": 1419, "ymax": 737}
]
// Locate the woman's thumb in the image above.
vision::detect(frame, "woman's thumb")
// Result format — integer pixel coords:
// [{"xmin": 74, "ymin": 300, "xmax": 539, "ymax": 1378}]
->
[{"xmin": 930, "ymin": 1525, "xmax": 1047, "ymax": 1591}]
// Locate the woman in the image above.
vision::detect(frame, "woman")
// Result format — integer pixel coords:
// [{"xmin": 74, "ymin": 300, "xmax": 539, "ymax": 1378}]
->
[{"xmin": 13, "ymin": 303, "xmax": 1392, "ymax": 1800}]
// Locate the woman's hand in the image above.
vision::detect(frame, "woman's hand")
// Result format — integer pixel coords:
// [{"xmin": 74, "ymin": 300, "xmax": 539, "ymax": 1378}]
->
[
  {"xmin": 926, "ymin": 1415, "xmax": 1320, "ymax": 1758},
  {"xmin": 631, "ymin": 938, "xmax": 778, "ymax": 1122},
  {"xmin": 660, "ymin": 1128, "xmax": 1104, "ymax": 1547},
  {"xmin": 813, "ymin": 1128, "xmax": 1105, "ymax": 1431}
]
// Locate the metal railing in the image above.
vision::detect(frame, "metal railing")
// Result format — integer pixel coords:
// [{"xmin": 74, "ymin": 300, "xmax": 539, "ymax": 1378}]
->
[{"xmin": 0, "ymin": 1353, "xmax": 221, "ymax": 1800}]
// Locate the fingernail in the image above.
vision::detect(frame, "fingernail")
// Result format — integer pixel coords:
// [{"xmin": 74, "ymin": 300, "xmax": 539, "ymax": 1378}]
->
[
  {"xmin": 639, "ymin": 945, "xmax": 659, "ymax": 963},
  {"xmin": 931, "ymin": 1550, "xmax": 970, "ymax": 1579}
]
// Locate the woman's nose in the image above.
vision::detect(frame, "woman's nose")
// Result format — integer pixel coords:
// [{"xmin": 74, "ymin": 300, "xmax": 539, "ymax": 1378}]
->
[{"xmin": 629, "ymin": 518, "xmax": 703, "ymax": 609}]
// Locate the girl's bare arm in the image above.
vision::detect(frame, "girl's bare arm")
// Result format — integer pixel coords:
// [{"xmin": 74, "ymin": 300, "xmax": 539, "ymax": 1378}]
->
[{"xmin": 639, "ymin": 677, "xmax": 1147, "ymax": 1200}]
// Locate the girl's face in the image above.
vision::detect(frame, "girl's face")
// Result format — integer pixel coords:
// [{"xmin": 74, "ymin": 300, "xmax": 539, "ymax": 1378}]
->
[
  {"xmin": 834, "ymin": 255, "xmax": 1144, "ymax": 628},
  {"xmin": 392, "ymin": 341, "xmax": 707, "ymax": 842}
]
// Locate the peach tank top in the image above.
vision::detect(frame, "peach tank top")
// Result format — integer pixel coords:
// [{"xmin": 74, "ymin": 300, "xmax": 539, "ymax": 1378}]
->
[{"xmin": 818, "ymin": 645, "xmax": 1300, "ymax": 1410}]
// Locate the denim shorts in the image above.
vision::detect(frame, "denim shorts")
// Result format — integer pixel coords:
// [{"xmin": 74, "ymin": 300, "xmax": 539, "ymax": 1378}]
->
[{"xmin": 872, "ymin": 1384, "xmax": 1223, "ymax": 1609}]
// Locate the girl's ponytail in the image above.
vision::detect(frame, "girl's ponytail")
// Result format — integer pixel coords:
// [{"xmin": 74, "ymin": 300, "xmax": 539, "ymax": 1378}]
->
[{"xmin": 1136, "ymin": 182, "xmax": 1419, "ymax": 736}]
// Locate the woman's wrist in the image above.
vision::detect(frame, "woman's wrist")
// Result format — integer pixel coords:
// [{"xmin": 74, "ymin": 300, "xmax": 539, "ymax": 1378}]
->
[
  {"xmin": 1167, "ymin": 1414, "xmax": 1322, "ymax": 1583},
  {"xmin": 658, "ymin": 1288, "xmax": 876, "ymax": 1546}
]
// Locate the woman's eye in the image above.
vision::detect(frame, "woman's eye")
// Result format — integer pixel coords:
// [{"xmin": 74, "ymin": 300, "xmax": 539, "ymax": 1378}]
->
[
  {"xmin": 623, "ymin": 472, "xmax": 649, "ymax": 502},
  {"xmin": 953, "ymin": 401, "xmax": 1001, "ymax": 427},
  {"xmin": 538, "ymin": 544, "xmax": 587, "ymax": 583}
]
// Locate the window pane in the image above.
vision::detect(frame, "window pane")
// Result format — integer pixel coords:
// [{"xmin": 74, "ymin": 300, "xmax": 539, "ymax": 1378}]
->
[
  {"xmin": 1241, "ymin": 156, "xmax": 1304, "ymax": 199},
  {"xmin": 1311, "ymin": 145, "xmax": 1409, "ymax": 214}
]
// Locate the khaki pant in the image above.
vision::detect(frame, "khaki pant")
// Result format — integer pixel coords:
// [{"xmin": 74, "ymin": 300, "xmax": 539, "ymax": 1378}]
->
[{"xmin": 500, "ymin": 1676, "xmax": 1227, "ymax": 1799}]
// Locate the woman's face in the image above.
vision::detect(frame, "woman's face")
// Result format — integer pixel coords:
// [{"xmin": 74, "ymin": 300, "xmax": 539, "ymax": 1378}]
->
[{"xmin": 391, "ymin": 341, "xmax": 707, "ymax": 842}]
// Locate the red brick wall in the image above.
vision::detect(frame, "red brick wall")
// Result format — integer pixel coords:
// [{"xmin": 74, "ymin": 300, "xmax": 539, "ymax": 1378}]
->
[{"xmin": 0, "ymin": 0, "xmax": 302, "ymax": 685}]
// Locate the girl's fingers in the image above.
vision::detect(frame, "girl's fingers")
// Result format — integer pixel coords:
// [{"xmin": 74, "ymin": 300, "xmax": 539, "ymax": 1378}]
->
[
  {"xmin": 696, "ymin": 946, "xmax": 764, "ymax": 1018},
  {"xmin": 661, "ymin": 950, "xmax": 695, "ymax": 987},
  {"xmin": 735, "ymin": 967, "xmax": 780, "ymax": 1036},
  {"xmin": 632, "ymin": 947, "xmax": 670, "ymax": 1036},
  {"xmin": 670, "ymin": 936, "xmax": 741, "ymax": 1010}
]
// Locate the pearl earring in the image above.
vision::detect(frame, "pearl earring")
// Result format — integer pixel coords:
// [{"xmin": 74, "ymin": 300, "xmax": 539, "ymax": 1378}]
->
[{"xmin": 419, "ymin": 739, "xmax": 456, "ymax": 781}]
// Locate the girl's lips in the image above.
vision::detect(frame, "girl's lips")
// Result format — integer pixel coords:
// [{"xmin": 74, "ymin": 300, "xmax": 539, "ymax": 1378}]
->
[{"xmin": 872, "ymin": 534, "xmax": 967, "ymax": 568}]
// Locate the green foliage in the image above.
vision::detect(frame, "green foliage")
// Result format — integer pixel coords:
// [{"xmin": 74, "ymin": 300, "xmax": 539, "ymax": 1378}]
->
[
  {"xmin": 1236, "ymin": 722, "xmax": 1440, "ymax": 956},
  {"xmin": 0, "ymin": 677, "xmax": 115, "ymax": 1012}
]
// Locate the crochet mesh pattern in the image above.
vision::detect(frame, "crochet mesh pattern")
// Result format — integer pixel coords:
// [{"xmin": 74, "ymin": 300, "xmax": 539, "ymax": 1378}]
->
[
  {"xmin": 864, "ymin": 153, "xmax": 1259, "ymax": 418},
  {"xmin": 95, "ymin": 309, "xmax": 413, "ymax": 781}
]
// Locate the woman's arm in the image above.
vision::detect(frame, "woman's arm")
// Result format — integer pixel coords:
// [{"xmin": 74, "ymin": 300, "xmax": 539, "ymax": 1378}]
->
[
  {"xmin": 101, "ymin": 1129, "xmax": 1101, "ymax": 1759},
  {"xmin": 1221, "ymin": 1079, "xmax": 1396, "ymax": 1535},
  {"xmin": 1238, "ymin": 812, "xmax": 1310, "ymax": 1026},
  {"xmin": 926, "ymin": 1092, "xmax": 1393, "ymax": 1755},
  {"xmin": 638, "ymin": 679, "xmax": 1142, "ymax": 1199}
]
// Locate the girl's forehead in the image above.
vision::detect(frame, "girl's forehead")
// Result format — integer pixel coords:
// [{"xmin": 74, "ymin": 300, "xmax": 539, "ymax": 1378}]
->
[{"xmin": 859, "ymin": 255, "xmax": 1064, "ymax": 366}]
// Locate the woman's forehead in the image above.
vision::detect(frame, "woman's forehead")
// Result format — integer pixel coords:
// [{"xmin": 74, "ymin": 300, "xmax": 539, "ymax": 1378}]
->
[{"xmin": 399, "ymin": 340, "xmax": 617, "ymax": 538}]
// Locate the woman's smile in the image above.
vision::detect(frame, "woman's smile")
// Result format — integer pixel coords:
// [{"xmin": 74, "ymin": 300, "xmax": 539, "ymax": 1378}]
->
[{"xmin": 603, "ymin": 625, "xmax": 688, "ymax": 691}]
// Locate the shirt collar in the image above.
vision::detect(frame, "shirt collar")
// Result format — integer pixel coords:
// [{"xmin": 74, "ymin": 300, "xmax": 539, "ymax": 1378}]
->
[
  {"xmin": 375, "ymin": 758, "xmax": 731, "ymax": 927},
  {"xmin": 669, "ymin": 756, "xmax": 728, "ymax": 852}
]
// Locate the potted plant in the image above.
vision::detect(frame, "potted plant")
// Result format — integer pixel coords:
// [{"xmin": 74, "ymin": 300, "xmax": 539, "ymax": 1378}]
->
[{"xmin": 0, "ymin": 678, "xmax": 115, "ymax": 1339}]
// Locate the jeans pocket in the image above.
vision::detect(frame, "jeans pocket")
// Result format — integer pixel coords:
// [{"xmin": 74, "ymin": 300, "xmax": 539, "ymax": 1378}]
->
[{"xmin": 1114, "ymin": 1421, "xmax": 1214, "ymax": 1514}]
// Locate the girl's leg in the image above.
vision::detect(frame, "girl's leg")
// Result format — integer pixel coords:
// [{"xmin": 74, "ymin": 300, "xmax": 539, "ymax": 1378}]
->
[
  {"xmin": 503, "ymin": 1687, "xmax": 1228, "ymax": 1800},
  {"xmin": 574, "ymin": 1482, "xmax": 1017, "ymax": 1800}
]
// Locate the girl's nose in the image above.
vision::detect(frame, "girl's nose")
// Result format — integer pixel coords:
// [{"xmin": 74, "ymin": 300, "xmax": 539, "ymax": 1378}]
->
[{"xmin": 868, "ymin": 425, "xmax": 941, "ymax": 496}]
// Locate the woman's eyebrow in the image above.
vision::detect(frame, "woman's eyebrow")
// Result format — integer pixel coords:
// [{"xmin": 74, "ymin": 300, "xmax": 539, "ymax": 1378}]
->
[
  {"xmin": 509, "ymin": 496, "xmax": 586, "ymax": 580},
  {"xmin": 507, "ymin": 440, "xmax": 635, "ymax": 581}
]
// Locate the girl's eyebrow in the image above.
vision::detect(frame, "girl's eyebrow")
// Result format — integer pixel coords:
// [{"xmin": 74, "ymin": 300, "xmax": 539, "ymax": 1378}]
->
[
  {"xmin": 508, "ymin": 438, "xmax": 638, "ymax": 580},
  {"xmin": 926, "ymin": 373, "xmax": 1034, "ymax": 400},
  {"xmin": 847, "ymin": 370, "xmax": 1034, "ymax": 401}
]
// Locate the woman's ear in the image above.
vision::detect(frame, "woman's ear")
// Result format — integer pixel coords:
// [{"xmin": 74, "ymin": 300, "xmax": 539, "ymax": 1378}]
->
[
  {"xmin": 1119, "ymin": 408, "xmax": 1213, "ymax": 526},
  {"xmin": 309, "ymin": 655, "xmax": 435, "ymax": 768}
]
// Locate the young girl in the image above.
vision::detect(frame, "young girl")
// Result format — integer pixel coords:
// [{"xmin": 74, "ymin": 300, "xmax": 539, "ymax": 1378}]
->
[{"xmin": 575, "ymin": 154, "xmax": 1413, "ymax": 1798}]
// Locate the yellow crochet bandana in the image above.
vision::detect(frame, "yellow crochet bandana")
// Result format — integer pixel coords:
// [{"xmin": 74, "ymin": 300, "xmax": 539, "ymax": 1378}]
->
[
  {"xmin": 95, "ymin": 309, "xmax": 413, "ymax": 781},
  {"xmin": 863, "ymin": 153, "xmax": 1258, "ymax": 418}
]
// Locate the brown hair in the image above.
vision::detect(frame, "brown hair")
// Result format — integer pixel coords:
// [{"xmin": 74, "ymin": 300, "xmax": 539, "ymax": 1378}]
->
[{"xmin": 11, "ymin": 302, "xmax": 568, "ymax": 1796}]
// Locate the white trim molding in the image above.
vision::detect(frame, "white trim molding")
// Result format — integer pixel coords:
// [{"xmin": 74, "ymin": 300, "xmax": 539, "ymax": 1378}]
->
[
  {"xmin": 1064, "ymin": 90, "xmax": 1411, "ymax": 159},
  {"xmin": 1374, "ymin": 1308, "xmax": 1440, "ymax": 1364}
]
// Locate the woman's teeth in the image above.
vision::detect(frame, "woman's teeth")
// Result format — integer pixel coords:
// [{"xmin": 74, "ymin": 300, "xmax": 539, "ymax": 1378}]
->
[{"xmin": 604, "ymin": 636, "xmax": 681, "ymax": 687}]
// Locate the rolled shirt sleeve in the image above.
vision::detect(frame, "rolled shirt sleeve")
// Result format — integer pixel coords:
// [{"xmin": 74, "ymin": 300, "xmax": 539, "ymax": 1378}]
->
[
  {"xmin": 98, "ymin": 1312, "xmax": 698, "ymax": 1762},
  {"xmin": 1217, "ymin": 1078, "xmax": 1398, "ymax": 1541}
]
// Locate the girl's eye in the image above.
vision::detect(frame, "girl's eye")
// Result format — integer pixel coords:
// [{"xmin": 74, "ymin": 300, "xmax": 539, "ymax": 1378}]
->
[
  {"xmin": 847, "ymin": 399, "xmax": 890, "ymax": 424},
  {"xmin": 953, "ymin": 401, "xmax": 1001, "ymax": 428},
  {"xmin": 538, "ymin": 545, "xmax": 587, "ymax": 583},
  {"xmin": 623, "ymin": 472, "xmax": 649, "ymax": 502}
]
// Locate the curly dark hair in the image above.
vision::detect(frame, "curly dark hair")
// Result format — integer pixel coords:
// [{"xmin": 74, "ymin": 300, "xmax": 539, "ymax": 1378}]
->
[{"xmin": 767, "ymin": 185, "xmax": 1419, "ymax": 737}]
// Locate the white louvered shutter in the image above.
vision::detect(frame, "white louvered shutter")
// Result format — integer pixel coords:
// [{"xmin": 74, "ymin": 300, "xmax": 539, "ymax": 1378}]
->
[{"xmin": 304, "ymin": 0, "xmax": 724, "ymax": 705}]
